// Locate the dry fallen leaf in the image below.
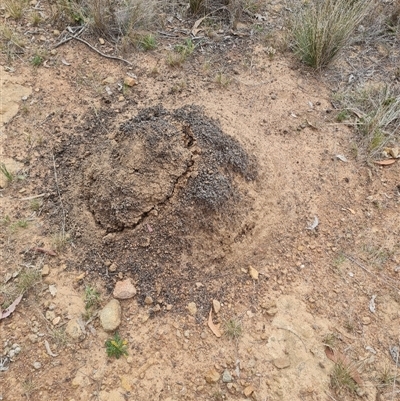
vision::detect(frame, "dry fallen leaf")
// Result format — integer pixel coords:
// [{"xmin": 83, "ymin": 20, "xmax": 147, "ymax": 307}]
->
[
  {"xmin": 33, "ymin": 247, "xmax": 57, "ymax": 256},
  {"xmin": 208, "ymin": 308, "xmax": 222, "ymax": 338},
  {"xmin": 191, "ymin": 17, "xmax": 206, "ymax": 36},
  {"xmin": 75, "ymin": 272, "xmax": 86, "ymax": 281},
  {"xmin": 325, "ymin": 347, "xmax": 362, "ymax": 386},
  {"xmin": 44, "ymin": 340, "xmax": 58, "ymax": 357},
  {"xmin": 374, "ymin": 159, "xmax": 397, "ymax": 166},
  {"xmin": 0, "ymin": 294, "xmax": 23, "ymax": 319}
]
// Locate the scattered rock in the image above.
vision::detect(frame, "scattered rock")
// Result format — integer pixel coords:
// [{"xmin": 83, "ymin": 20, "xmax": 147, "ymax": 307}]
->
[
  {"xmin": 120, "ymin": 375, "xmax": 131, "ymax": 391},
  {"xmin": 243, "ymin": 385, "xmax": 255, "ymax": 397},
  {"xmin": 28, "ymin": 334, "xmax": 38, "ymax": 343},
  {"xmin": 205, "ymin": 368, "xmax": 220, "ymax": 383},
  {"xmin": 52, "ymin": 316, "xmax": 61, "ymax": 325},
  {"xmin": 266, "ymin": 307, "xmax": 278, "ymax": 316},
  {"xmin": 144, "ymin": 295, "xmax": 153, "ymax": 305},
  {"xmin": 53, "ymin": 30, "xmax": 60, "ymax": 36},
  {"xmin": 362, "ymin": 316, "xmax": 371, "ymax": 325},
  {"xmin": 124, "ymin": 76, "xmax": 137, "ymax": 87},
  {"xmin": 273, "ymin": 357, "xmax": 291, "ymax": 369},
  {"xmin": 249, "ymin": 266, "xmax": 259, "ymax": 280},
  {"xmin": 45, "ymin": 310, "xmax": 56, "ymax": 321},
  {"xmin": 222, "ymin": 369, "xmax": 232, "ymax": 383},
  {"xmin": 65, "ymin": 319, "xmax": 85, "ymax": 342},
  {"xmin": 100, "ymin": 299, "xmax": 121, "ymax": 331},
  {"xmin": 102, "ymin": 76, "xmax": 115, "ymax": 85},
  {"xmin": 33, "ymin": 361, "xmax": 41, "ymax": 370},
  {"xmin": 187, "ymin": 302, "xmax": 197, "ymax": 316},
  {"xmin": 213, "ymin": 299, "xmax": 221, "ymax": 314},
  {"xmin": 113, "ymin": 279, "xmax": 136, "ymax": 299},
  {"xmin": 41, "ymin": 264, "xmax": 50, "ymax": 276},
  {"xmin": 49, "ymin": 284, "xmax": 57, "ymax": 297},
  {"xmin": 99, "ymin": 38, "xmax": 105, "ymax": 45}
]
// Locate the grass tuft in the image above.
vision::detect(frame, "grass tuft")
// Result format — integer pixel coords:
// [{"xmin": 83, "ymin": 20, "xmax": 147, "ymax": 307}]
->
[
  {"xmin": 330, "ymin": 361, "xmax": 359, "ymax": 394},
  {"xmin": 138, "ymin": 33, "xmax": 157, "ymax": 50},
  {"xmin": 215, "ymin": 72, "xmax": 231, "ymax": 88},
  {"xmin": 17, "ymin": 268, "xmax": 41, "ymax": 294},
  {"xmin": 189, "ymin": 0, "xmax": 207, "ymax": 15},
  {"xmin": 0, "ymin": 163, "xmax": 13, "ymax": 182},
  {"xmin": 290, "ymin": 0, "xmax": 375, "ymax": 69},
  {"xmin": 4, "ymin": 0, "xmax": 27, "ymax": 20},
  {"xmin": 224, "ymin": 317, "xmax": 243, "ymax": 339},
  {"xmin": 335, "ymin": 84, "xmax": 400, "ymax": 157},
  {"xmin": 84, "ymin": 285, "xmax": 101, "ymax": 310},
  {"xmin": 31, "ymin": 53, "xmax": 43, "ymax": 67}
]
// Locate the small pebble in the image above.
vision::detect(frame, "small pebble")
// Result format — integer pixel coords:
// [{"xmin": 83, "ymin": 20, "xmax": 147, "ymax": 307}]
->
[{"xmin": 33, "ymin": 362, "xmax": 41, "ymax": 370}]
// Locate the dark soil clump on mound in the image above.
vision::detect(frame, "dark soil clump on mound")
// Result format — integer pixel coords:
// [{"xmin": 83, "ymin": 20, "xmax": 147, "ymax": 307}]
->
[{"xmin": 47, "ymin": 105, "xmax": 258, "ymax": 312}]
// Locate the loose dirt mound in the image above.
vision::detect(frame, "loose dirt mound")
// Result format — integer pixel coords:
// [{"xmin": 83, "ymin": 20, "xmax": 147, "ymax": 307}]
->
[{"xmin": 55, "ymin": 105, "xmax": 257, "ymax": 309}]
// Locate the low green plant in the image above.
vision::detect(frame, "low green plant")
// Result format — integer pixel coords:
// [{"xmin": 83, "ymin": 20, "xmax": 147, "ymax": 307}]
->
[
  {"xmin": 30, "ymin": 199, "xmax": 42, "ymax": 212},
  {"xmin": 336, "ymin": 109, "xmax": 350, "ymax": 122},
  {"xmin": 10, "ymin": 218, "xmax": 29, "ymax": 232},
  {"xmin": 224, "ymin": 317, "xmax": 243, "ymax": 339},
  {"xmin": 84, "ymin": 285, "xmax": 101, "ymax": 310},
  {"xmin": 330, "ymin": 361, "xmax": 359, "ymax": 394},
  {"xmin": 0, "ymin": 163, "xmax": 13, "ymax": 182},
  {"xmin": 175, "ymin": 38, "xmax": 195, "ymax": 57},
  {"xmin": 1, "ymin": 215, "xmax": 11, "ymax": 226},
  {"xmin": 139, "ymin": 33, "xmax": 157, "ymax": 50},
  {"xmin": 215, "ymin": 72, "xmax": 231, "ymax": 88},
  {"xmin": 17, "ymin": 268, "xmax": 41, "ymax": 294},
  {"xmin": 290, "ymin": 0, "xmax": 375, "ymax": 68},
  {"xmin": 31, "ymin": 53, "xmax": 43, "ymax": 67},
  {"xmin": 52, "ymin": 231, "xmax": 69, "ymax": 251},
  {"xmin": 105, "ymin": 332, "xmax": 128, "ymax": 359},
  {"xmin": 167, "ymin": 38, "xmax": 196, "ymax": 67}
]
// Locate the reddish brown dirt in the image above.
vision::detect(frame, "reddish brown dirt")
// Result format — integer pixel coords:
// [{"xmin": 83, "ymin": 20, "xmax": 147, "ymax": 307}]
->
[{"xmin": 1, "ymin": 3, "xmax": 400, "ymax": 401}]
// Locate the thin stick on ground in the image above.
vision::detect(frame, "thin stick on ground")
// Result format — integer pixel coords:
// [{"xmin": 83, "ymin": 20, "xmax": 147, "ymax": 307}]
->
[
  {"xmin": 392, "ymin": 345, "xmax": 399, "ymax": 401},
  {"xmin": 72, "ymin": 36, "xmax": 133, "ymax": 66},
  {"xmin": 53, "ymin": 25, "xmax": 86, "ymax": 48},
  {"xmin": 54, "ymin": 25, "xmax": 132, "ymax": 66},
  {"xmin": 276, "ymin": 326, "xmax": 307, "ymax": 352},
  {"xmin": 51, "ymin": 153, "xmax": 66, "ymax": 238},
  {"xmin": 343, "ymin": 253, "xmax": 400, "ymax": 292}
]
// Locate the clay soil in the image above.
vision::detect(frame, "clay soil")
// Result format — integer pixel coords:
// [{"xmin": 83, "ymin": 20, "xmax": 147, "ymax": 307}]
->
[{"xmin": 1, "ymin": 2, "xmax": 400, "ymax": 401}]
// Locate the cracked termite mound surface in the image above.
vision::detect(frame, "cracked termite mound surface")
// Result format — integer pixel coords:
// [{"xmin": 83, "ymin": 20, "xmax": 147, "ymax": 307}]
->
[
  {"xmin": 82, "ymin": 105, "xmax": 256, "ymax": 232},
  {"xmin": 52, "ymin": 105, "xmax": 258, "ymax": 307}
]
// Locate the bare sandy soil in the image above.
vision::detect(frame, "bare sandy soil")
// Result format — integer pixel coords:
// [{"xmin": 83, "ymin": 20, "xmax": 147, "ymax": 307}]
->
[{"xmin": 1, "ymin": 2, "xmax": 400, "ymax": 400}]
